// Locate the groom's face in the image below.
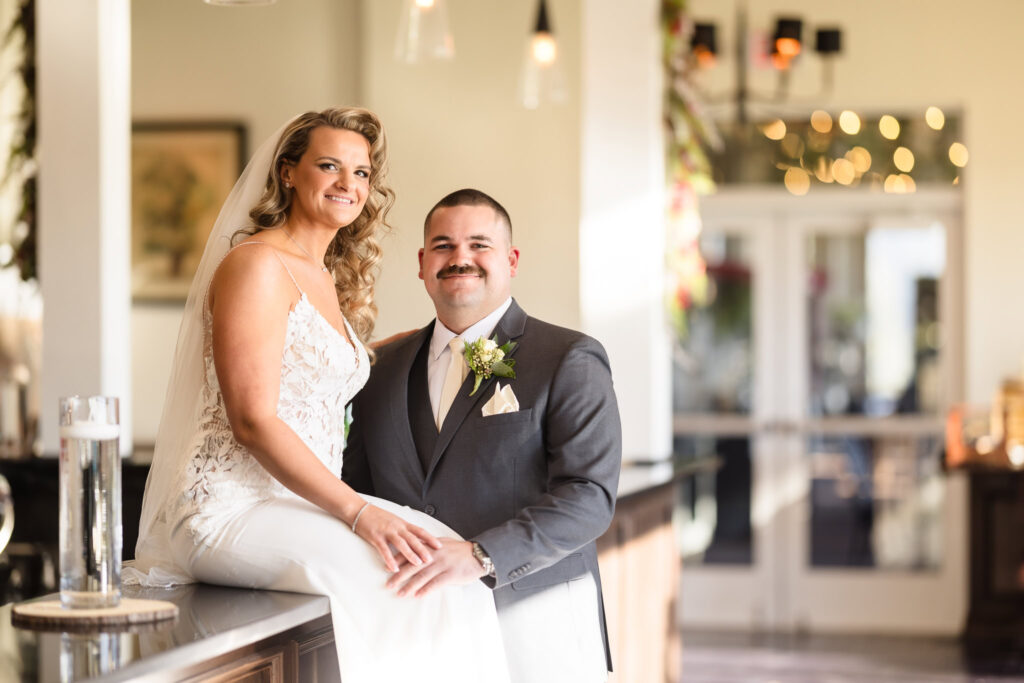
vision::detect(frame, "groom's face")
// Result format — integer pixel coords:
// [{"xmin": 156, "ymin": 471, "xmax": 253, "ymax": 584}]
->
[{"xmin": 419, "ymin": 204, "xmax": 519, "ymax": 324}]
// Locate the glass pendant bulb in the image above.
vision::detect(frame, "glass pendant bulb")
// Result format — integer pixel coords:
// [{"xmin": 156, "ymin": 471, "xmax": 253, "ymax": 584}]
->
[
  {"xmin": 395, "ymin": 0, "xmax": 455, "ymax": 63},
  {"xmin": 519, "ymin": 0, "xmax": 567, "ymax": 109}
]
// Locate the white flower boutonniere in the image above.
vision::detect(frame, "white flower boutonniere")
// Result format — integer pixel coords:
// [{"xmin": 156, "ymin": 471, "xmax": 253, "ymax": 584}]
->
[{"xmin": 464, "ymin": 335, "xmax": 518, "ymax": 396}]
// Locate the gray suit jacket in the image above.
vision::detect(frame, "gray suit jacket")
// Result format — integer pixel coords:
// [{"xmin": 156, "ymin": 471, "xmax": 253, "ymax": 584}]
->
[{"xmin": 344, "ymin": 300, "xmax": 621, "ymax": 671}]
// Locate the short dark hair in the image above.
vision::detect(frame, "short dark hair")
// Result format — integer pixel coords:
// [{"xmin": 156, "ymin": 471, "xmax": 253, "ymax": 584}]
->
[{"xmin": 423, "ymin": 188, "xmax": 512, "ymax": 241}]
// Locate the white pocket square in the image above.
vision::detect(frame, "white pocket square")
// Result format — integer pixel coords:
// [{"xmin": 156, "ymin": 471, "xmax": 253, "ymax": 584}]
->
[{"xmin": 482, "ymin": 382, "xmax": 520, "ymax": 416}]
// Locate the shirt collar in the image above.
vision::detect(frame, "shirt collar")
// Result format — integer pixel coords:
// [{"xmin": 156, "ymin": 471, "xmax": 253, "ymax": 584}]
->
[{"xmin": 429, "ymin": 297, "xmax": 514, "ymax": 361}]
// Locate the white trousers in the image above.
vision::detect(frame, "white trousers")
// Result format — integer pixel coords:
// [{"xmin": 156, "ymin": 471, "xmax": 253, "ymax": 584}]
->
[
  {"xmin": 494, "ymin": 573, "xmax": 609, "ymax": 683},
  {"xmin": 170, "ymin": 495, "xmax": 510, "ymax": 683}
]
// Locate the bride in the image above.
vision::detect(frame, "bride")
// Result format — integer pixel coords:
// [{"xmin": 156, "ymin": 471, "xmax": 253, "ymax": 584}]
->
[{"xmin": 125, "ymin": 107, "xmax": 510, "ymax": 683}]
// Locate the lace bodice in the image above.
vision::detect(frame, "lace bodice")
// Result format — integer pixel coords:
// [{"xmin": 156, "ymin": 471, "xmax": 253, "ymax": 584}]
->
[{"xmin": 172, "ymin": 276, "xmax": 370, "ymax": 545}]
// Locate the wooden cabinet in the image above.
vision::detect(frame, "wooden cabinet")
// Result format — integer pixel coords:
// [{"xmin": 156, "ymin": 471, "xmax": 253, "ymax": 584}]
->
[
  {"xmin": 185, "ymin": 641, "xmax": 297, "ymax": 683},
  {"xmin": 175, "ymin": 615, "xmax": 338, "ymax": 683},
  {"xmin": 598, "ymin": 481, "xmax": 681, "ymax": 683},
  {"xmin": 964, "ymin": 469, "xmax": 1024, "ymax": 649}
]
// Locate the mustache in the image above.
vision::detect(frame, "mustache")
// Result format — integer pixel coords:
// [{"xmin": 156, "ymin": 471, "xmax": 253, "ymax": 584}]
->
[{"xmin": 437, "ymin": 264, "xmax": 486, "ymax": 279}]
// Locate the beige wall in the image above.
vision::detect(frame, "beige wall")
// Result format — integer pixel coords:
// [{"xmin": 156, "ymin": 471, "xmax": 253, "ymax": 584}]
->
[
  {"xmin": 687, "ymin": 0, "xmax": 1024, "ymax": 403},
  {"xmin": 131, "ymin": 0, "xmax": 583, "ymax": 442},
  {"xmin": 131, "ymin": 0, "xmax": 361, "ymax": 441},
  {"xmin": 130, "ymin": 0, "xmax": 1024, "ymax": 440},
  {"xmin": 358, "ymin": 0, "xmax": 582, "ymax": 337}
]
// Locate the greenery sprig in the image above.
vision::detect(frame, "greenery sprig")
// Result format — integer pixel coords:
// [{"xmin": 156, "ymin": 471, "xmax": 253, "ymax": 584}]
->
[{"xmin": 464, "ymin": 336, "xmax": 517, "ymax": 396}]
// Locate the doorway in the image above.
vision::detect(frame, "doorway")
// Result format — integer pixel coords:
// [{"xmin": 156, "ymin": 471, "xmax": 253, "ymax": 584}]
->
[{"xmin": 674, "ymin": 187, "xmax": 966, "ymax": 634}]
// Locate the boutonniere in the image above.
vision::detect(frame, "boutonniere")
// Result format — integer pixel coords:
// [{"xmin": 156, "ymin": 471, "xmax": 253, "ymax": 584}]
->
[{"xmin": 464, "ymin": 335, "xmax": 518, "ymax": 396}]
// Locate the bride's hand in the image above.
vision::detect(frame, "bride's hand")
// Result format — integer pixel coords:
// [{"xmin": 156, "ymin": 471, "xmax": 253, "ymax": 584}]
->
[{"xmin": 352, "ymin": 505, "xmax": 442, "ymax": 572}]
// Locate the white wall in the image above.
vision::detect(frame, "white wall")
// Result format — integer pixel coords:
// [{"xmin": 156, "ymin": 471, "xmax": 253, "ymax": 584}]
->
[
  {"xmin": 130, "ymin": 0, "xmax": 361, "ymax": 442},
  {"xmin": 579, "ymin": 0, "xmax": 671, "ymax": 459},
  {"xmin": 687, "ymin": 0, "xmax": 1024, "ymax": 404},
  {"xmin": 38, "ymin": 0, "xmax": 132, "ymax": 454}
]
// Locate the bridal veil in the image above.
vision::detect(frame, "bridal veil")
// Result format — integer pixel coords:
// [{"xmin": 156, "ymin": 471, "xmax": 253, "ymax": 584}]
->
[{"xmin": 125, "ymin": 119, "xmax": 295, "ymax": 586}]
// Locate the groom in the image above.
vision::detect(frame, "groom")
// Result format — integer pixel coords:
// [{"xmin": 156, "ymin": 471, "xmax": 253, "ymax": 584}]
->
[{"xmin": 344, "ymin": 188, "xmax": 621, "ymax": 683}]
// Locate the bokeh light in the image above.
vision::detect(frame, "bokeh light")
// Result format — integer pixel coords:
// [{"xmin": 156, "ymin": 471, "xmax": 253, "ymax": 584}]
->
[
  {"xmin": 831, "ymin": 158, "xmax": 856, "ymax": 185},
  {"xmin": 810, "ymin": 110, "xmax": 833, "ymax": 133},
  {"xmin": 893, "ymin": 146, "xmax": 915, "ymax": 172},
  {"xmin": 879, "ymin": 115, "xmax": 900, "ymax": 140},
  {"xmin": 781, "ymin": 132, "xmax": 805, "ymax": 159},
  {"xmin": 949, "ymin": 142, "xmax": 969, "ymax": 167},
  {"xmin": 925, "ymin": 106, "xmax": 945, "ymax": 130},
  {"xmin": 784, "ymin": 167, "xmax": 811, "ymax": 195},
  {"xmin": 838, "ymin": 110, "xmax": 861, "ymax": 135},
  {"xmin": 762, "ymin": 119, "xmax": 787, "ymax": 141},
  {"xmin": 814, "ymin": 156, "xmax": 833, "ymax": 183},
  {"xmin": 884, "ymin": 174, "xmax": 908, "ymax": 193},
  {"xmin": 846, "ymin": 146, "xmax": 872, "ymax": 173}
]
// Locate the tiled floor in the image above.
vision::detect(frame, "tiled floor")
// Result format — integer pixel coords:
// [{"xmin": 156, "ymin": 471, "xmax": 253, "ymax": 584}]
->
[{"xmin": 680, "ymin": 631, "xmax": 1024, "ymax": 682}]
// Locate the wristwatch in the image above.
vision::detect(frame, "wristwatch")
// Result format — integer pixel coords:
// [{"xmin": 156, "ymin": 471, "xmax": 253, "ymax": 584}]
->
[{"xmin": 471, "ymin": 542, "xmax": 496, "ymax": 578}]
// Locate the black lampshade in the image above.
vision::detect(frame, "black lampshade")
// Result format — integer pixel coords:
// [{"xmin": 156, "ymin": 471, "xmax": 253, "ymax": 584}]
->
[
  {"xmin": 691, "ymin": 23, "xmax": 717, "ymax": 56},
  {"xmin": 815, "ymin": 28, "xmax": 842, "ymax": 55},
  {"xmin": 533, "ymin": 0, "xmax": 552, "ymax": 34},
  {"xmin": 773, "ymin": 17, "xmax": 803, "ymax": 43}
]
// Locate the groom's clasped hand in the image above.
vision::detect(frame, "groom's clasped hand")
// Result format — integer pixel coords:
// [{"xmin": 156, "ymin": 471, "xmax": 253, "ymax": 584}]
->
[{"xmin": 387, "ymin": 537, "xmax": 487, "ymax": 597}]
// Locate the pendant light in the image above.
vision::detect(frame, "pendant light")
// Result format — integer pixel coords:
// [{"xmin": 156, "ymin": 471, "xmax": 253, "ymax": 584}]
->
[
  {"xmin": 395, "ymin": 0, "xmax": 455, "ymax": 64},
  {"xmin": 519, "ymin": 0, "xmax": 567, "ymax": 109}
]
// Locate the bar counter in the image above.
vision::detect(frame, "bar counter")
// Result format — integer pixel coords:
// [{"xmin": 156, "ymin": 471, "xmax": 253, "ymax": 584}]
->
[
  {"xmin": 0, "ymin": 584, "xmax": 337, "ymax": 682},
  {"xmin": 0, "ymin": 459, "xmax": 693, "ymax": 682}
]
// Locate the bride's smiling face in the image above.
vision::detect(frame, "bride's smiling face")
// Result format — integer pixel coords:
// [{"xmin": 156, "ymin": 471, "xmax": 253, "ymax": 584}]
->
[{"xmin": 281, "ymin": 126, "xmax": 372, "ymax": 229}]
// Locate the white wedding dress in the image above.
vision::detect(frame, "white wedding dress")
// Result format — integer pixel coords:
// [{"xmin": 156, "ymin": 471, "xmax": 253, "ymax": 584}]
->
[{"xmin": 160, "ymin": 244, "xmax": 510, "ymax": 683}]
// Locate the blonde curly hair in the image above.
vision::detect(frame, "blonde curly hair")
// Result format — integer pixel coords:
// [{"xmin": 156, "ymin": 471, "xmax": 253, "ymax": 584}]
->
[{"xmin": 236, "ymin": 107, "xmax": 395, "ymax": 359}]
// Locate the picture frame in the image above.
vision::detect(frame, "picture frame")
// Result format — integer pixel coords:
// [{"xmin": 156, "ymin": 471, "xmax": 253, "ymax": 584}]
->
[{"xmin": 131, "ymin": 122, "xmax": 247, "ymax": 302}]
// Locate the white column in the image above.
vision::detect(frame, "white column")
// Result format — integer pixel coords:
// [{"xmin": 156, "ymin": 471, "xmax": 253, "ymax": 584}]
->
[
  {"xmin": 579, "ymin": 0, "xmax": 671, "ymax": 461},
  {"xmin": 38, "ymin": 0, "xmax": 132, "ymax": 455}
]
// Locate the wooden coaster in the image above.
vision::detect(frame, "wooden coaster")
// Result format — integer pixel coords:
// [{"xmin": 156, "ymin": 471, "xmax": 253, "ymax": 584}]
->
[{"xmin": 12, "ymin": 598, "xmax": 178, "ymax": 629}]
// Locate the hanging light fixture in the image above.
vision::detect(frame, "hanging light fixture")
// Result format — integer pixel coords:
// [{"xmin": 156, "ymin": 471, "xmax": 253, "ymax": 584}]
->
[
  {"xmin": 395, "ymin": 0, "xmax": 455, "ymax": 64},
  {"xmin": 689, "ymin": 6, "xmax": 843, "ymax": 123},
  {"xmin": 519, "ymin": 0, "xmax": 567, "ymax": 109}
]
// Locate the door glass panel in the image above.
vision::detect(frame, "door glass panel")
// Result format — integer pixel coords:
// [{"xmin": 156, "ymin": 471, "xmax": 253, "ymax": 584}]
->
[
  {"xmin": 807, "ymin": 433, "xmax": 943, "ymax": 569},
  {"xmin": 673, "ymin": 232, "xmax": 754, "ymax": 415},
  {"xmin": 675, "ymin": 435, "xmax": 753, "ymax": 566},
  {"xmin": 807, "ymin": 224, "xmax": 945, "ymax": 417}
]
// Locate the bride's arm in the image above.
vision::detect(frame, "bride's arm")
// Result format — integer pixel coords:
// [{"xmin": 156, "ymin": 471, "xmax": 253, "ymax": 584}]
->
[{"xmin": 209, "ymin": 247, "xmax": 439, "ymax": 572}]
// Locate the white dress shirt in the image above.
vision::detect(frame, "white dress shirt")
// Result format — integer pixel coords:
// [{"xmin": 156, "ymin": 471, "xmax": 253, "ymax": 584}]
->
[{"xmin": 427, "ymin": 297, "xmax": 513, "ymax": 425}]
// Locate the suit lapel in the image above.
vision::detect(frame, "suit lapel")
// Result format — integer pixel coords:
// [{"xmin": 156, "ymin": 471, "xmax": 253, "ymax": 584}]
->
[
  {"xmin": 426, "ymin": 300, "xmax": 528, "ymax": 482},
  {"xmin": 385, "ymin": 324, "xmax": 434, "ymax": 484}
]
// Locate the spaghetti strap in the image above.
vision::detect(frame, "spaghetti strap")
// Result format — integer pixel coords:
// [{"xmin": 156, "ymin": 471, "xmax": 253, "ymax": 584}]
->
[{"xmin": 232, "ymin": 241, "xmax": 303, "ymax": 295}]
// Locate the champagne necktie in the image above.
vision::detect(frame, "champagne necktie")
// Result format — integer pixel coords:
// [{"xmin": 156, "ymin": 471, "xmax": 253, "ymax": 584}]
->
[{"xmin": 437, "ymin": 337, "xmax": 466, "ymax": 430}]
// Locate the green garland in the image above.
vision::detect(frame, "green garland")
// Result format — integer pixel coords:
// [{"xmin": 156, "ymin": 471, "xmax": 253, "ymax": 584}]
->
[
  {"xmin": 3, "ymin": 0, "xmax": 36, "ymax": 282},
  {"xmin": 662, "ymin": 0, "xmax": 717, "ymax": 339}
]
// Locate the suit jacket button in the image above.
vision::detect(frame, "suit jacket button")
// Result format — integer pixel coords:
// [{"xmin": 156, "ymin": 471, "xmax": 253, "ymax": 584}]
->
[{"xmin": 424, "ymin": 504, "xmax": 436, "ymax": 516}]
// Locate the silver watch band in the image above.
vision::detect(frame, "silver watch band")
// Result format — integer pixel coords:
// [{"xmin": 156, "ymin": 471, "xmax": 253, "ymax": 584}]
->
[{"xmin": 471, "ymin": 542, "xmax": 496, "ymax": 578}]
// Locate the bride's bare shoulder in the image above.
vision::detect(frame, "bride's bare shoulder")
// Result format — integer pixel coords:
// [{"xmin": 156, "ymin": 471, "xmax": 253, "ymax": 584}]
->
[{"xmin": 210, "ymin": 240, "xmax": 294, "ymax": 308}]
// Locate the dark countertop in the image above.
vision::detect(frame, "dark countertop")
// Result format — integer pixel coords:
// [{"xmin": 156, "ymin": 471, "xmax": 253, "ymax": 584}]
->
[
  {"xmin": 616, "ymin": 457, "xmax": 721, "ymax": 500},
  {"xmin": 0, "ymin": 584, "xmax": 330, "ymax": 682}
]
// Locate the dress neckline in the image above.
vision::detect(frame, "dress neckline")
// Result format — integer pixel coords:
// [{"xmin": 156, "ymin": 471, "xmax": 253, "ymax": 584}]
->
[{"xmin": 290, "ymin": 293, "xmax": 362, "ymax": 365}]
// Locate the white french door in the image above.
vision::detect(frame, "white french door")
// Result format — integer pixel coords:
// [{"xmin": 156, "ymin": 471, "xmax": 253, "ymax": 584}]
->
[{"xmin": 675, "ymin": 187, "xmax": 967, "ymax": 634}]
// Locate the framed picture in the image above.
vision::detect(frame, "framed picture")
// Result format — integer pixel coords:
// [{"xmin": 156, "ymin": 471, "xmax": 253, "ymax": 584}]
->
[{"xmin": 131, "ymin": 122, "xmax": 247, "ymax": 302}]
